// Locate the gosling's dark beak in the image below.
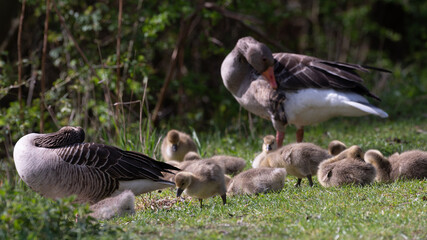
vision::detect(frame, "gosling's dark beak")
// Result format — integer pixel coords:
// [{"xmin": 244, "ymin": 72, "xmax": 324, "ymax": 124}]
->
[
  {"xmin": 176, "ymin": 188, "xmax": 184, "ymax": 197},
  {"xmin": 172, "ymin": 144, "xmax": 178, "ymax": 152},
  {"xmin": 266, "ymin": 144, "xmax": 272, "ymax": 151}
]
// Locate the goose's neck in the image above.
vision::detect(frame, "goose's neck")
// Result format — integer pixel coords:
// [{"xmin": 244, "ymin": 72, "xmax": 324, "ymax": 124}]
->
[
  {"xmin": 221, "ymin": 48, "xmax": 251, "ymax": 96},
  {"xmin": 34, "ymin": 127, "xmax": 85, "ymax": 148}
]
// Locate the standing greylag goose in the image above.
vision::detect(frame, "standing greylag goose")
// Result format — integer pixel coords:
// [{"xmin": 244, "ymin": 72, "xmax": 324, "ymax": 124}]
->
[
  {"xmin": 161, "ymin": 129, "xmax": 198, "ymax": 162},
  {"xmin": 221, "ymin": 36, "xmax": 389, "ymax": 146},
  {"xmin": 252, "ymin": 135, "xmax": 277, "ymax": 168},
  {"xmin": 13, "ymin": 126, "xmax": 180, "ymax": 204}
]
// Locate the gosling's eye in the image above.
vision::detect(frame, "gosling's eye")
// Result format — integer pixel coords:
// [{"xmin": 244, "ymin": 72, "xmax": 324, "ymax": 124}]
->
[{"xmin": 262, "ymin": 57, "xmax": 267, "ymax": 62}]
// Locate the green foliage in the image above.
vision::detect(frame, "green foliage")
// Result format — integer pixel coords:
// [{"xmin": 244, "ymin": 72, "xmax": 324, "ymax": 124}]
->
[{"xmin": 0, "ymin": 181, "xmax": 123, "ymax": 239}]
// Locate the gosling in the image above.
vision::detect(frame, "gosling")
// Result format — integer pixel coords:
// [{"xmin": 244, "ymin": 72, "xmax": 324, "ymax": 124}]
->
[
  {"xmin": 183, "ymin": 151, "xmax": 202, "ymax": 161},
  {"xmin": 260, "ymin": 142, "xmax": 331, "ymax": 187},
  {"xmin": 161, "ymin": 130, "xmax": 198, "ymax": 162},
  {"xmin": 318, "ymin": 146, "xmax": 376, "ymax": 187},
  {"xmin": 209, "ymin": 155, "xmax": 246, "ymax": 175},
  {"xmin": 227, "ymin": 168, "xmax": 287, "ymax": 195},
  {"xmin": 175, "ymin": 159, "xmax": 227, "ymax": 208},
  {"xmin": 328, "ymin": 140, "xmax": 347, "ymax": 156},
  {"xmin": 89, "ymin": 190, "xmax": 135, "ymax": 220},
  {"xmin": 365, "ymin": 149, "xmax": 427, "ymax": 182},
  {"xmin": 252, "ymin": 135, "xmax": 277, "ymax": 168}
]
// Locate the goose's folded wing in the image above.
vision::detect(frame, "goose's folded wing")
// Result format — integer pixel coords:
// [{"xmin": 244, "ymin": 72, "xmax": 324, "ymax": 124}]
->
[
  {"xmin": 55, "ymin": 143, "xmax": 180, "ymax": 181},
  {"xmin": 272, "ymin": 53, "xmax": 388, "ymax": 101}
]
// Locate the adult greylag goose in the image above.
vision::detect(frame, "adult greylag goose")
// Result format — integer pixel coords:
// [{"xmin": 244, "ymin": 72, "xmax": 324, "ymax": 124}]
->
[
  {"xmin": 161, "ymin": 129, "xmax": 198, "ymax": 162},
  {"xmin": 221, "ymin": 36, "xmax": 389, "ymax": 146},
  {"xmin": 13, "ymin": 126, "xmax": 180, "ymax": 204}
]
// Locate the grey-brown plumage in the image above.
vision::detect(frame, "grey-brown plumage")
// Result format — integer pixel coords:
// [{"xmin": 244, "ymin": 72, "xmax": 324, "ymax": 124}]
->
[
  {"xmin": 259, "ymin": 142, "xmax": 331, "ymax": 186},
  {"xmin": 227, "ymin": 168, "xmax": 287, "ymax": 195},
  {"xmin": 183, "ymin": 151, "xmax": 202, "ymax": 161},
  {"xmin": 318, "ymin": 146, "xmax": 376, "ymax": 187},
  {"xmin": 13, "ymin": 126, "xmax": 179, "ymax": 204},
  {"xmin": 208, "ymin": 155, "xmax": 246, "ymax": 175},
  {"xmin": 328, "ymin": 140, "xmax": 347, "ymax": 156},
  {"xmin": 175, "ymin": 159, "xmax": 227, "ymax": 208},
  {"xmin": 365, "ymin": 149, "xmax": 427, "ymax": 182},
  {"xmin": 161, "ymin": 130, "xmax": 198, "ymax": 162},
  {"xmin": 89, "ymin": 190, "xmax": 135, "ymax": 220},
  {"xmin": 221, "ymin": 36, "xmax": 388, "ymax": 145}
]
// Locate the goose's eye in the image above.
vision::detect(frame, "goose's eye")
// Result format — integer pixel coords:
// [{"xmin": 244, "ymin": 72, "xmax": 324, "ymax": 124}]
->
[{"xmin": 262, "ymin": 57, "xmax": 267, "ymax": 62}]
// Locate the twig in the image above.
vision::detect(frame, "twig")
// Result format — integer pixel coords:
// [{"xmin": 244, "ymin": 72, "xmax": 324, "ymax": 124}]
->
[
  {"xmin": 40, "ymin": 0, "xmax": 51, "ymax": 132},
  {"xmin": 116, "ymin": 0, "xmax": 123, "ymax": 101},
  {"xmin": 17, "ymin": 0, "xmax": 26, "ymax": 121},
  {"xmin": 204, "ymin": 2, "xmax": 285, "ymax": 51},
  {"xmin": 123, "ymin": 0, "xmax": 144, "ymax": 82},
  {"xmin": 0, "ymin": 18, "xmax": 19, "ymax": 52},
  {"xmin": 151, "ymin": 13, "xmax": 200, "ymax": 122}
]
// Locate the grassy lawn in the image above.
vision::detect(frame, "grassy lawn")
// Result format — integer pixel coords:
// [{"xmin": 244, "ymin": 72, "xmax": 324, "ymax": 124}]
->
[{"xmin": 1, "ymin": 115, "xmax": 426, "ymax": 239}]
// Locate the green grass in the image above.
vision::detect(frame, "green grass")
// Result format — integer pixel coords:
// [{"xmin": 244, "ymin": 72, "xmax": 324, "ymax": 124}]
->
[{"xmin": 1, "ymin": 115, "xmax": 426, "ymax": 239}]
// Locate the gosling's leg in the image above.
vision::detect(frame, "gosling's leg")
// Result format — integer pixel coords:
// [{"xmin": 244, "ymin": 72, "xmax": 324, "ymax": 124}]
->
[
  {"xmin": 221, "ymin": 194, "xmax": 227, "ymax": 205},
  {"xmin": 307, "ymin": 175, "xmax": 314, "ymax": 187},
  {"xmin": 295, "ymin": 178, "xmax": 302, "ymax": 187},
  {"xmin": 199, "ymin": 199, "xmax": 203, "ymax": 208}
]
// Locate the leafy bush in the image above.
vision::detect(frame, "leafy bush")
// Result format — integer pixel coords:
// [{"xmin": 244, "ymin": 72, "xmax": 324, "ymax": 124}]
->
[{"xmin": 0, "ymin": 181, "xmax": 123, "ymax": 239}]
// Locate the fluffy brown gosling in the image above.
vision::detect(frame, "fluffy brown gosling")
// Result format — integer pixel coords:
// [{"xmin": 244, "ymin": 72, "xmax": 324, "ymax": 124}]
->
[
  {"xmin": 161, "ymin": 130, "xmax": 197, "ymax": 162},
  {"xmin": 365, "ymin": 149, "xmax": 427, "ymax": 181},
  {"xmin": 318, "ymin": 145, "xmax": 376, "ymax": 187},
  {"xmin": 89, "ymin": 190, "xmax": 135, "ymax": 220},
  {"xmin": 227, "ymin": 168, "xmax": 287, "ymax": 195},
  {"xmin": 260, "ymin": 142, "xmax": 331, "ymax": 187},
  {"xmin": 175, "ymin": 159, "xmax": 227, "ymax": 208},
  {"xmin": 252, "ymin": 135, "xmax": 277, "ymax": 168}
]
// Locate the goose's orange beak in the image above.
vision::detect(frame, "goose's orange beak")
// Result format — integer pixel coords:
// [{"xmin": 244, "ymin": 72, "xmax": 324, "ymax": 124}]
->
[{"xmin": 262, "ymin": 66, "xmax": 277, "ymax": 89}]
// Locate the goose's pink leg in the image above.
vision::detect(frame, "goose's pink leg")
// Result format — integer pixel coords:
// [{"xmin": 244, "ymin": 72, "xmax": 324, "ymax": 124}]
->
[
  {"xmin": 276, "ymin": 131, "xmax": 285, "ymax": 147},
  {"xmin": 296, "ymin": 127, "xmax": 304, "ymax": 143}
]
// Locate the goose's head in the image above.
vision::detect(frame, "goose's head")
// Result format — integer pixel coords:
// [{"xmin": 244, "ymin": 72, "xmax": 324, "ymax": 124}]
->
[
  {"xmin": 237, "ymin": 37, "xmax": 276, "ymax": 89},
  {"xmin": 167, "ymin": 130, "xmax": 180, "ymax": 152},
  {"xmin": 262, "ymin": 135, "xmax": 277, "ymax": 152},
  {"xmin": 175, "ymin": 172, "xmax": 193, "ymax": 197}
]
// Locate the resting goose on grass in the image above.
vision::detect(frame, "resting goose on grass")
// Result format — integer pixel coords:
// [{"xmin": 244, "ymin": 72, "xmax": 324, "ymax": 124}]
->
[
  {"xmin": 13, "ymin": 126, "xmax": 179, "ymax": 204},
  {"xmin": 221, "ymin": 36, "xmax": 389, "ymax": 146}
]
